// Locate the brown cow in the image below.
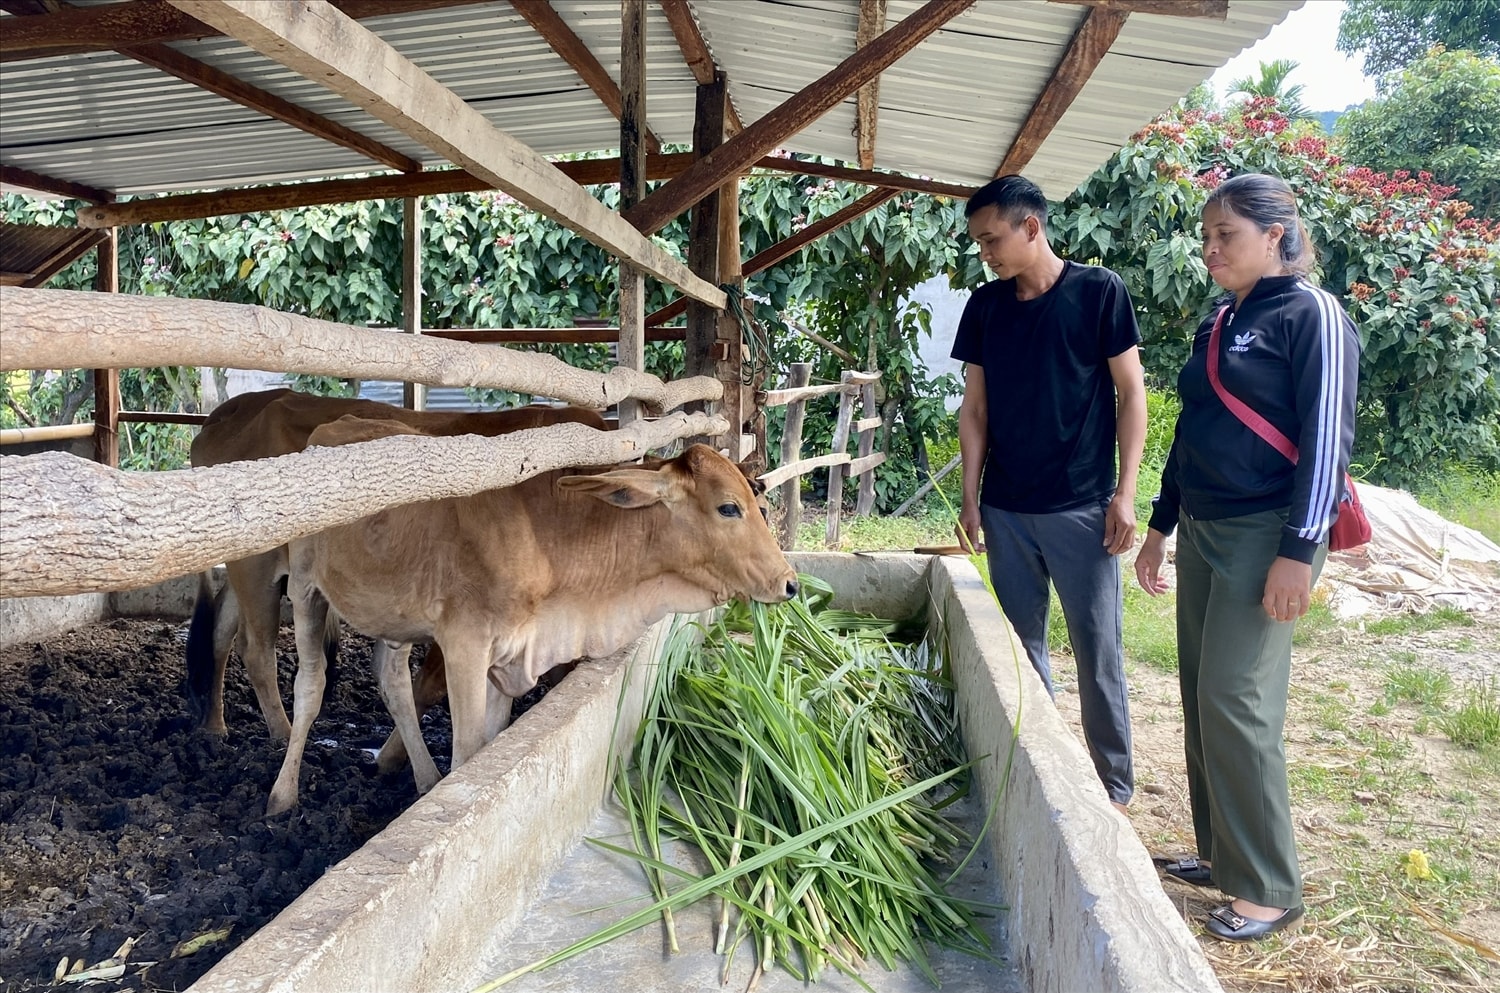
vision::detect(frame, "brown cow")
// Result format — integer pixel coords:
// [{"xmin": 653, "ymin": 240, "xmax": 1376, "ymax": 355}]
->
[
  {"xmin": 259, "ymin": 415, "xmax": 798, "ymax": 816},
  {"xmin": 185, "ymin": 389, "xmax": 607, "ymax": 740}
]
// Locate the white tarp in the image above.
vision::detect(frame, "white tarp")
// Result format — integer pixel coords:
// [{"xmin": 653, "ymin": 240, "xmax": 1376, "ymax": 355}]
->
[{"xmin": 1320, "ymin": 484, "xmax": 1500, "ymax": 618}]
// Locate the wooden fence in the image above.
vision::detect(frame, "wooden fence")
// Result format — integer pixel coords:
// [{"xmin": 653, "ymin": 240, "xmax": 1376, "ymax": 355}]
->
[{"xmin": 758, "ymin": 363, "xmax": 885, "ymax": 549}]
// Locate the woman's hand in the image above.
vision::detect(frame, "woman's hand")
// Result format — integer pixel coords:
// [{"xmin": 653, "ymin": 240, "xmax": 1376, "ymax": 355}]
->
[
  {"xmin": 1135, "ymin": 529, "xmax": 1170, "ymax": 596},
  {"xmin": 1262, "ymin": 556, "xmax": 1314, "ymax": 622}
]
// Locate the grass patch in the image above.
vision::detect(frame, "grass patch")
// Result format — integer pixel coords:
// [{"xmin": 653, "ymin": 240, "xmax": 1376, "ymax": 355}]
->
[
  {"xmin": 1123, "ymin": 584, "xmax": 1178, "ymax": 672},
  {"xmin": 795, "ymin": 506, "xmax": 952, "ymax": 551},
  {"xmin": 1411, "ymin": 464, "xmax": 1500, "ymax": 546},
  {"xmin": 1292, "ymin": 599, "xmax": 1340, "ymax": 646},
  {"xmin": 1364, "ymin": 606, "xmax": 1475, "ymax": 638},
  {"xmin": 1383, "ymin": 666, "xmax": 1453, "ymax": 710},
  {"xmin": 1438, "ymin": 681, "xmax": 1500, "ymax": 749}
]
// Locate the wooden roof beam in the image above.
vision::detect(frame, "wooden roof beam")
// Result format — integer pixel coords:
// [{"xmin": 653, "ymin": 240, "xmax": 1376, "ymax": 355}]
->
[
  {"xmin": 0, "ymin": 163, "xmax": 113, "ymax": 203},
  {"xmin": 121, "ymin": 38, "xmax": 421, "ymax": 173},
  {"xmin": 646, "ymin": 186, "xmax": 901, "ymax": 327},
  {"xmin": 20, "ymin": 229, "xmax": 108, "ymax": 288},
  {"xmin": 76, "ymin": 154, "xmax": 975, "ymax": 229},
  {"xmin": 855, "ymin": 0, "xmax": 886, "ymax": 171},
  {"xmin": 623, "ymin": 0, "xmax": 975, "ymax": 236},
  {"xmin": 167, "ymin": 0, "xmax": 722, "ymax": 308},
  {"xmin": 657, "ymin": 0, "xmax": 742, "ymax": 133},
  {"xmin": 994, "ymin": 6, "xmax": 1128, "ymax": 177},
  {"xmin": 508, "ymin": 0, "xmax": 663, "ymax": 156},
  {"xmin": 0, "ymin": 0, "xmax": 495, "ymax": 62},
  {"xmin": 1048, "ymin": 0, "xmax": 1227, "ymax": 18}
]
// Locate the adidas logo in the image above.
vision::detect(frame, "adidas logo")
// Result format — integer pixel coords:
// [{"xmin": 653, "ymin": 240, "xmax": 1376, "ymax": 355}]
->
[{"xmin": 1229, "ymin": 331, "xmax": 1256, "ymax": 353}]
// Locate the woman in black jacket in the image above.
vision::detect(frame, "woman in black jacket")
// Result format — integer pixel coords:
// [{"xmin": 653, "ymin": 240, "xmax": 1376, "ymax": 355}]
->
[{"xmin": 1135, "ymin": 173, "xmax": 1360, "ymax": 942}]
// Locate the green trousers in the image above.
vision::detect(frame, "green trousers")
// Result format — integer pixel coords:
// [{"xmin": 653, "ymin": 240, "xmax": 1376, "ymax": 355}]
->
[{"xmin": 1176, "ymin": 510, "xmax": 1326, "ymax": 910}]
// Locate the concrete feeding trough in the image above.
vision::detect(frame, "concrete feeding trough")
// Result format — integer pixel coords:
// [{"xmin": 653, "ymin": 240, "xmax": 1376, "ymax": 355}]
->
[{"xmin": 1, "ymin": 553, "xmax": 1221, "ymax": 993}]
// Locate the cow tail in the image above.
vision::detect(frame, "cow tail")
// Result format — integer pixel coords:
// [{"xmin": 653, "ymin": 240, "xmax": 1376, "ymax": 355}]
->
[
  {"xmin": 184, "ymin": 571, "xmax": 218, "ymax": 727},
  {"xmin": 322, "ymin": 605, "xmax": 341, "ymax": 700}
]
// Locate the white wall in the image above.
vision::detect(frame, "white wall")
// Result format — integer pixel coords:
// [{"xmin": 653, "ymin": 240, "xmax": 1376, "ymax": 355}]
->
[{"xmin": 902, "ymin": 274, "xmax": 971, "ymax": 411}]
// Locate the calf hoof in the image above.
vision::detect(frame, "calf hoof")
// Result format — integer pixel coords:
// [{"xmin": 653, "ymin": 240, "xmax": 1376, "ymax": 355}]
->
[
  {"xmin": 375, "ymin": 731, "xmax": 410, "ymax": 775},
  {"xmin": 264, "ymin": 792, "xmax": 297, "ymax": 818}
]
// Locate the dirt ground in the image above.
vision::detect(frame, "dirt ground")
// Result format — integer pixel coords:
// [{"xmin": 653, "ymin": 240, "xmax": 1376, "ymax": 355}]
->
[
  {"xmin": 0, "ymin": 620, "xmax": 552, "ymax": 992},
  {"xmin": 1052, "ymin": 588, "xmax": 1500, "ymax": 992}
]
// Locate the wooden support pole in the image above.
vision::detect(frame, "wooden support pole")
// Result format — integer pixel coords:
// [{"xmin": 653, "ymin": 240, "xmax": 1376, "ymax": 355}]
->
[
  {"xmin": 855, "ymin": 379, "xmax": 878, "ymax": 516},
  {"xmin": 92, "ymin": 230, "xmax": 119, "ymax": 468},
  {"xmin": 402, "ymin": 196, "xmax": 425, "ymax": 411},
  {"xmin": 824, "ymin": 371, "xmax": 858, "ymax": 548},
  {"xmin": 685, "ymin": 74, "xmax": 726, "ymax": 383},
  {"xmin": 775, "ymin": 362, "xmax": 812, "ymax": 550},
  {"xmin": 617, "ymin": 0, "xmax": 648, "ymax": 427},
  {"xmin": 716, "ymin": 176, "xmax": 745, "ymax": 460}
]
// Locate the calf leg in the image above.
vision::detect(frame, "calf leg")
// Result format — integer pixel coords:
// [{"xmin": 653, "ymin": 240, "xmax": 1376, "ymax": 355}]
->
[
  {"xmin": 373, "ymin": 639, "xmax": 441, "ymax": 793},
  {"xmin": 375, "ymin": 644, "xmax": 450, "ymax": 774},
  {"xmin": 266, "ymin": 565, "xmax": 330, "ymax": 817},
  {"xmin": 444, "ymin": 634, "xmax": 495, "ymax": 770},
  {"xmin": 232, "ymin": 553, "xmax": 294, "ymax": 742},
  {"xmin": 484, "ymin": 670, "xmax": 514, "ymax": 741}
]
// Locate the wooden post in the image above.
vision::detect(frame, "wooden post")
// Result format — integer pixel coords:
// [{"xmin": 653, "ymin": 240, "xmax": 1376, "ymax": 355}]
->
[
  {"xmin": 401, "ymin": 196, "xmax": 425, "ymax": 410},
  {"xmin": 92, "ymin": 229, "xmax": 119, "ymax": 467},
  {"xmin": 777, "ymin": 362, "xmax": 812, "ymax": 550},
  {"xmin": 855, "ymin": 380, "xmax": 878, "ymax": 515},
  {"xmin": 716, "ymin": 175, "xmax": 744, "ymax": 459},
  {"xmin": 684, "ymin": 75, "xmax": 725, "ymax": 382},
  {"xmin": 617, "ymin": 0, "xmax": 648, "ymax": 427},
  {"xmin": 824, "ymin": 372, "xmax": 857, "ymax": 548}
]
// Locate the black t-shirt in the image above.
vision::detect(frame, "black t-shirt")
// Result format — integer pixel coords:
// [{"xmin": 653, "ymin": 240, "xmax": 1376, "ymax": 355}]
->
[{"xmin": 950, "ymin": 261, "xmax": 1140, "ymax": 514}]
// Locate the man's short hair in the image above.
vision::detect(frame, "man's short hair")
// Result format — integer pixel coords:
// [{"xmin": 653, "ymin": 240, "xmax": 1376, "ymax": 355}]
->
[{"xmin": 965, "ymin": 174, "xmax": 1047, "ymax": 226}]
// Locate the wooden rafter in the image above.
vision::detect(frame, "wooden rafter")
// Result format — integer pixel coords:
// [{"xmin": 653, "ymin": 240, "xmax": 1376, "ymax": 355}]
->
[
  {"xmin": 0, "ymin": 0, "xmax": 495, "ymax": 62},
  {"xmin": 1048, "ymin": 0, "xmax": 1227, "ymax": 18},
  {"xmin": 120, "ymin": 37, "xmax": 420, "ymax": 173},
  {"xmin": 508, "ymin": 0, "xmax": 663, "ymax": 156},
  {"xmin": 855, "ymin": 0, "xmax": 886, "ymax": 171},
  {"xmin": 167, "ymin": 0, "xmax": 722, "ymax": 307},
  {"xmin": 623, "ymin": 0, "xmax": 975, "ymax": 235},
  {"xmin": 21, "ymin": 229, "xmax": 108, "ymax": 288},
  {"xmin": 646, "ymin": 186, "xmax": 901, "ymax": 327},
  {"xmin": 995, "ymin": 6, "xmax": 1128, "ymax": 177},
  {"xmin": 658, "ymin": 0, "xmax": 742, "ymax": 133},
  {"xmin": 0, "ymin": 164, "xmax": 113, "ymax": 203},
  {"xmin": 75, "ymin": 154, "xmax": 976, "ymax": 229}
]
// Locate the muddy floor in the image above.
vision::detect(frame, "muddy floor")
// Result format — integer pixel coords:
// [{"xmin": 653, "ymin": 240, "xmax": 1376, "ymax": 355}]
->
[{"xmin": 0, "ymin": 618, "xmax": 552, "ymax": 992}]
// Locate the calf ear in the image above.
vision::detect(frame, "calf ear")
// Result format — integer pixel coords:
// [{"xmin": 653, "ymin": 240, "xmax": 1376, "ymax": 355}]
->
[{"xmin": 557, "ymin": 468, "xmax": 676, "ymax": 508}]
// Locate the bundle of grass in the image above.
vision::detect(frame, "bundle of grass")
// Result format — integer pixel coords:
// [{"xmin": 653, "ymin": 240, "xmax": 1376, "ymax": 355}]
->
[{"xmin": 613, "ymin": 575, "xmax": 997, "ymax": 988}]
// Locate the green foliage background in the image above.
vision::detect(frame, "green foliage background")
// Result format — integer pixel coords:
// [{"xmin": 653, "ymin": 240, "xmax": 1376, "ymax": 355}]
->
[{"xmin": 5, "ymin": 82, "xmax": 1498, "ymax": 497}]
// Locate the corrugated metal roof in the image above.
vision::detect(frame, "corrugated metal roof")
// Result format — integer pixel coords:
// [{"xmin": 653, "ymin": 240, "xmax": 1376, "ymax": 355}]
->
[
  {"xmin": 0, "ymin": 223, "xmax": 106, "ymax": 286},
  {"xmin": 0, "ymin": 0, "xmax": 1300, "ymax": 201}
]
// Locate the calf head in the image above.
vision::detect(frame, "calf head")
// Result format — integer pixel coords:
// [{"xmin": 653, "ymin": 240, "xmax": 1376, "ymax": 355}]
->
[{"xmin": 557, "ymin": 443, "xmax": 798, "ymax": 605}]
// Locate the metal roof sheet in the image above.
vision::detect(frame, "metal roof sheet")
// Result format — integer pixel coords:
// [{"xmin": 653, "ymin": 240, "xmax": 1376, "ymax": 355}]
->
[{"xmin": 0, "ymin": 0, "xmax": 1300, "ymax": 202}]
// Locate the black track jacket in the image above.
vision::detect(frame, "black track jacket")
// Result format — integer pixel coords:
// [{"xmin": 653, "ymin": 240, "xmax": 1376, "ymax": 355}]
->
[{"xmin": 1148, "ymin": 274, "xmax": 1361, "ymax": 564}]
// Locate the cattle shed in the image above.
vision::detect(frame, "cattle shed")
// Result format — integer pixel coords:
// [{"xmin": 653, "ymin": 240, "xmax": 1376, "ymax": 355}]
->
[
  {"xmin": 1, "ymin": 3, "xmax": 1296, "ymax": 991},
  {"xmin": 0, "ymin": 0, "xmax": 1301, "ymax": 596}
]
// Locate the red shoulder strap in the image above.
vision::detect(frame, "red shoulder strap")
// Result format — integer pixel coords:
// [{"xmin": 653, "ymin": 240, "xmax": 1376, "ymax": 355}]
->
[{"xmin": 1206, "ymin": 306, "xmax": 1300, "ymax": 465}]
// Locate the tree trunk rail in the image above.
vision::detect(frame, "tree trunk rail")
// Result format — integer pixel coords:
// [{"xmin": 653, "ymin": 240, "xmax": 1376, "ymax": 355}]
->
[
  {"xmin": 0, "ymin": 288, "xmax": 721, "ymax": 413},
  {"xmin": 0, "ymin": 411, "xmax": 727, "ymax": 598},
  {"xmin": 758, "ymin": 368, "xmax": 883, "ymax": 549}
]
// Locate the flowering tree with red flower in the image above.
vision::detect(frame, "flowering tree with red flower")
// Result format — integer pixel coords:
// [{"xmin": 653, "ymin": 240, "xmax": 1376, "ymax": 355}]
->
[{"xmin": 1050, "ymin": 99, "xmax": 1500, "ymax": 483}]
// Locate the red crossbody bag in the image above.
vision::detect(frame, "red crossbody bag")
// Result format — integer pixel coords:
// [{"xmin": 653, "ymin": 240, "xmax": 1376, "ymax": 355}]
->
[{"xmin": 1206, "ymin": 306, "xmax": 1371, "ymax": 552}]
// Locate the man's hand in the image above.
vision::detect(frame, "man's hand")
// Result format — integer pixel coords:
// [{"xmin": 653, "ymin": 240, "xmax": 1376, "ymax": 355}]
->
[
  {"xmin": 956, "ymin": 502, "xmax": 985, "ymax": 554},
  {"xmin": 1262, "ymin": 556, "xmax": 1313, "ymax": 622},
  {"xmin": 1134, "ymin": 529, "xmax": 1170, "ymax": 595},
  {"xmin": 1103, "ymin": 491, "xmax": 1137, "ymax": 556}
]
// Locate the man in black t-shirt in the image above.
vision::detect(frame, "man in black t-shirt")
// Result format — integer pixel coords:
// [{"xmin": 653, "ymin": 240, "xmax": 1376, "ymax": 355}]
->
[{"xmin": 951, "ymin": 175, "xmax": 1146, "ymax": 811}]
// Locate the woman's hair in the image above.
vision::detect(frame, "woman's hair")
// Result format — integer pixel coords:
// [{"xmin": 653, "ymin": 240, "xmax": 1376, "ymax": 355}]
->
[{"xmin": 1206, "ymin": 173, "xmax": 1316, "ymax": 276}]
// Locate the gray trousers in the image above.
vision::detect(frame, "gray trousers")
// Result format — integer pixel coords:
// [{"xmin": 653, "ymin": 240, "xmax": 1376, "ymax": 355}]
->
[
  {"xmin": 980, "ymin": 500, "xmax": 1134, "ymax": 805},
  {"xmin": 1176, "ymin": 510, "xmax": 1326, "ymax": 909}
]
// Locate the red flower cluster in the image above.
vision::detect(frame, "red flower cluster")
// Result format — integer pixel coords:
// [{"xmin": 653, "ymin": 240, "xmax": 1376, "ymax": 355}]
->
[{"xmin": 1349, "ymin": 282, "xmax": 1375, "ymax": 302}]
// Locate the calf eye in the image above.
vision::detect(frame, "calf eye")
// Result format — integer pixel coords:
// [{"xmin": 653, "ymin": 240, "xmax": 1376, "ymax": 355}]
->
[{"xmin": 718, "ymin": 503, "xmax": 742, "ymax": 519}]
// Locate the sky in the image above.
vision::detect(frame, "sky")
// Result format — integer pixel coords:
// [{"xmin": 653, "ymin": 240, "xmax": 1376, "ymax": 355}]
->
[{"xmin": 1208, "ymin": 1, "xmax": 1379, "ymax": 112}]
